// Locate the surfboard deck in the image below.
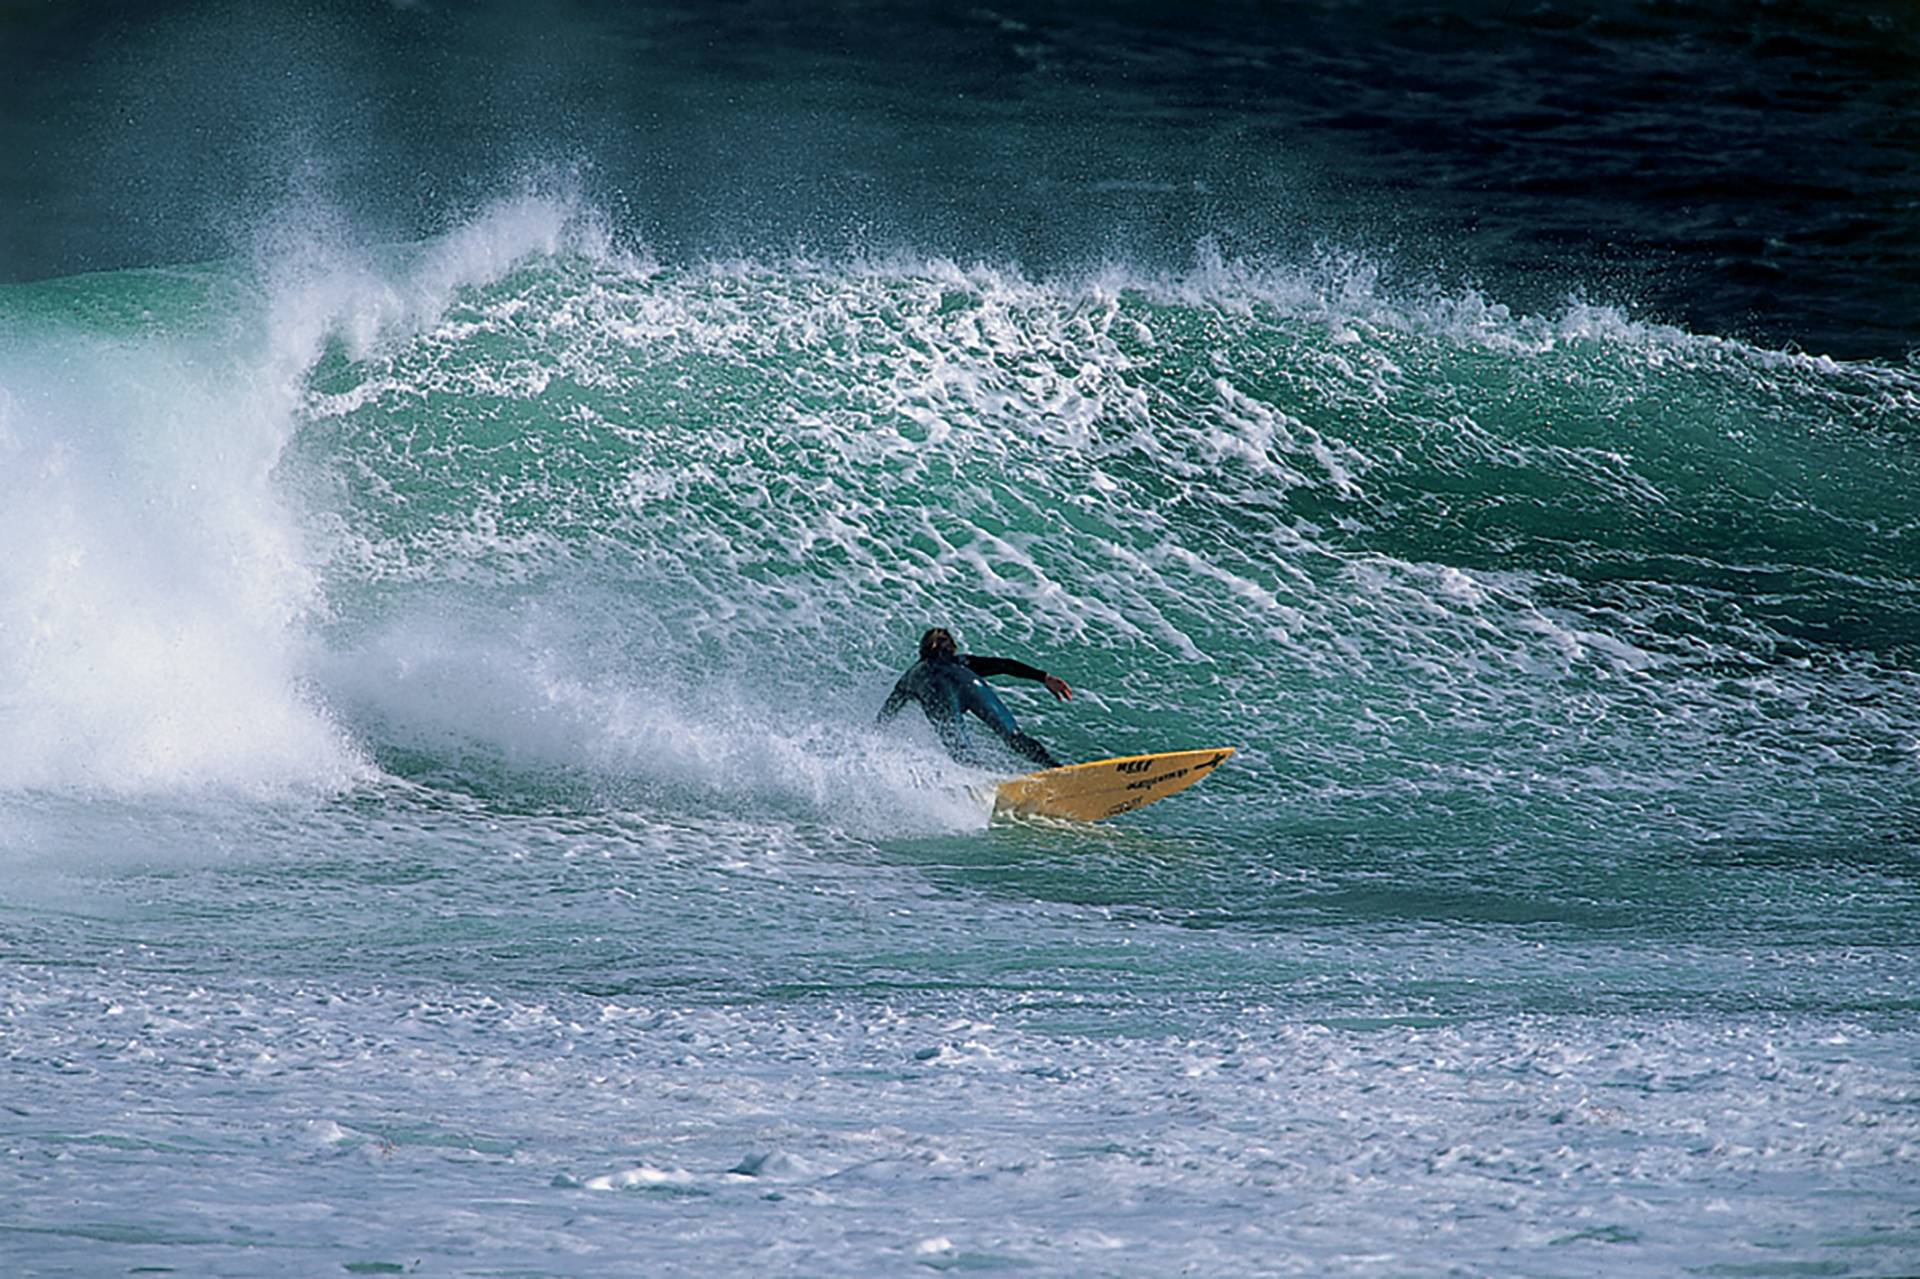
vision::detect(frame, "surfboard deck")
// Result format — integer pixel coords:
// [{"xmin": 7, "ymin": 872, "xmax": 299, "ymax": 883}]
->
[{"xmin": 993, "ymin": 747, "xmax": 1235, "ymax": 822}]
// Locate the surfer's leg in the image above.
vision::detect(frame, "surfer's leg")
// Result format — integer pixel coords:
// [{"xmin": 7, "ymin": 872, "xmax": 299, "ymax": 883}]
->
[
  {"xmin": 969, "ymin": 684, "xmax": 1059, "ymax": 768},
  {"xmin": 1005, "ymin": 731, "xmax": 1059, "ymax": 769}
]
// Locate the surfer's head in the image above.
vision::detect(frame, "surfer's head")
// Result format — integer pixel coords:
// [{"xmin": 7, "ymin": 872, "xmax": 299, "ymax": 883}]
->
[{"xmin": 919, "ymin": 627, "xmax": 958, "ymax": 661}]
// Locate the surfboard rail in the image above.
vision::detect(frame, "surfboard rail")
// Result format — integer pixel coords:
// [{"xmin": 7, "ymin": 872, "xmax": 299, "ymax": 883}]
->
[{"xmin": 993, "ymin": 747, "xmax": 1236, "ymax": 822}]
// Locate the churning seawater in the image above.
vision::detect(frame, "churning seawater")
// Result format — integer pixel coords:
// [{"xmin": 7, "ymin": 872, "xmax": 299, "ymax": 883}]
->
[
  {"xmin": 4, "ymin": 189, "xmax": 1915, "ymax": 1277},
  {"xmin": 4, "ymin": 3, "xmax": 1920, "ymax": 1274}
]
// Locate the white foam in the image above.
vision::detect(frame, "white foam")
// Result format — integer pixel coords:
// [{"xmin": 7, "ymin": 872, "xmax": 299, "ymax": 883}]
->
[
  {"xmin": 0, "ymin": 325, "xmax": 361, "ymax": 794},
  {"xmin": 263, "ymin": 235, "xmax": 1914, "ymax": 834},
  {"xmin": 315, "ymin": 602, "xmax": 996, "ymax": 834},
  {"xmin": 21, "ymin": 204, "xmax": 1887, "ymax": 824},
  {"xmin": 0, "ymin": 187, "xmax": 618, "ymax": 798},
  {"xmin": 583, "ymin": 1164, "xmax": 694, "ymax": 1192}
]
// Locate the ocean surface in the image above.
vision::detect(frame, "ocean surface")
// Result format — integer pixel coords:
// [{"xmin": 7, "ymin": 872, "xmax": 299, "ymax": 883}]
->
[{"xmin": 3, "ymin": 3, "xmax": 1917, "ymax": 1276}]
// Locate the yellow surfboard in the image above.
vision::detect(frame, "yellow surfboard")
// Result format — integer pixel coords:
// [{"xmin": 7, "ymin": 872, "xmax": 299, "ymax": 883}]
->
[{"xmin": 994, "ymin": 748, "xmax": 1236, "ymax": 822}]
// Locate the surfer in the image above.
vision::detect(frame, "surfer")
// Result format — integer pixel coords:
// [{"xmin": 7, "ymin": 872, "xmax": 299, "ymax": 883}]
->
[{"xmin": 877, "ymin": 627, "xmax": 1072, "ymax": 769}]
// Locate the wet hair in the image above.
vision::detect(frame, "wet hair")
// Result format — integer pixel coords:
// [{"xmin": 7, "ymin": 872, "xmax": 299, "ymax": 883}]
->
[{"xmin": 919, "ymin": 627, "xmax": 958, "ymax": 661}]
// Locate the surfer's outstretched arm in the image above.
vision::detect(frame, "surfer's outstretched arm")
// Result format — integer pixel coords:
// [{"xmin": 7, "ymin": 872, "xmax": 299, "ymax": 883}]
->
[{"xmin": 964, "ymin": 654, "xmax": 1074, "ymax": 701}]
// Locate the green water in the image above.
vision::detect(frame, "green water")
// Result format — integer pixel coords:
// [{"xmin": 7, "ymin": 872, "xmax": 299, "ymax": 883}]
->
[{"xmin": 2, "ymin": 199, "xmax": 1915, "ymax": 1277}]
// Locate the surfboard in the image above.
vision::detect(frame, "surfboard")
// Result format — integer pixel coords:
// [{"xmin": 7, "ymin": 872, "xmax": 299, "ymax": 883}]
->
[{"xmin": 993, "ymin": 747, "xmax": 1236, "ymax": 822}]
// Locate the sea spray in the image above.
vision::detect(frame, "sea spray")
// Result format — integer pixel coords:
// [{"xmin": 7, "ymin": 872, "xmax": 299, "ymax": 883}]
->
[
  {"xmin": 268, "ymin": 233, "xmax": 1920, "ymax": 850},
  {"xmin": 1, "ymin": 197, "xmax": 1914, "ymax": 1279},
  {"xmin": 0, "ymin": 276, "xmax": 355, "ymax": 793},
  {"xmin": 5, "ymin": 4, "xmax": 1918, "ymax": 1271},
  {"xmin": 0, "ymin": 190, "xmax": 614, "ymax": 796}
]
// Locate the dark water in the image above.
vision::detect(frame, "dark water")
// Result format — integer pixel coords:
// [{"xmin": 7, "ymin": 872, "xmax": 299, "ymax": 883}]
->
[{"xmin": 5, "ymin": 0, "xmax": 1918, "ymax": 358}]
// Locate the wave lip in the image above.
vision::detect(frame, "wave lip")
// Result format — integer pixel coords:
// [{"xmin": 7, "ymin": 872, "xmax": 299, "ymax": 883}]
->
[
  {"xmin": 9, "ymin": 189, "xmax": 1917, "ymax": 837},
  {"xmin": 0, "ymin": 191, "xmax": 614, "ymax": 798},
  {"xmin": 0, "ymin": 317, "xmax": 356, "ymax": 796}
]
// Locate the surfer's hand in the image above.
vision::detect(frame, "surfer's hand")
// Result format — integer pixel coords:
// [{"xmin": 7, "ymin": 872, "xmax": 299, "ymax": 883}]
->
[{"xmin": 1044, "ymin": 674, "xmax": 1073, "ymax": 701}]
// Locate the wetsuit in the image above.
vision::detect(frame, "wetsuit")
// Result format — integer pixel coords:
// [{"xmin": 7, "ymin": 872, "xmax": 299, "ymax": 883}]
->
[{"xmin": 877, "ymin": 653, "xmax": 1061, "ymax": 769}]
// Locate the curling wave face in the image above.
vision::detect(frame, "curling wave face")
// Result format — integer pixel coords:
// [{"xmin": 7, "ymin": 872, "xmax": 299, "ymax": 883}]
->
[
  {"xmin": 3, "ymin": 193, "xmax": 1918, "ymax": 1278},
  {"xmin": 4, "ymin": 196, "xmax": 1919, "ymax": 855}
]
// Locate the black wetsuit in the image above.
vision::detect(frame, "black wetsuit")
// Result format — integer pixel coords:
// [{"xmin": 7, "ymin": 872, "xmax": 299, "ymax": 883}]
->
[{"xmin": 877, "ymin": 653, "xmax": 1061, "ymax": 768}]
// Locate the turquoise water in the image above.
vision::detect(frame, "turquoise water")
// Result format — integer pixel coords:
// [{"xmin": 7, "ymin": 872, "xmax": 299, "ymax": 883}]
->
[
  {"xmin": 3, "ymin": 193, "xmax": 1915, "ymax": 1275},
  {"xmin": 5, "ymin": 0, "xmax": 1920, "ymax": 1268}
]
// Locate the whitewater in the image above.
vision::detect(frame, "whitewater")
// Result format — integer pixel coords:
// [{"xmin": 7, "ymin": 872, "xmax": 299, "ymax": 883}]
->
[{"xmin": 3, "ymin": 185, "xmax": 1917, "ymax": 1276}]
